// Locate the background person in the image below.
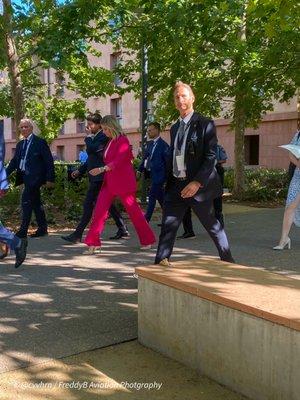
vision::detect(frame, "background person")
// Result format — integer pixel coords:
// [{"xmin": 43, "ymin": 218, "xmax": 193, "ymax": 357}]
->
[
  {"xmin": 137, "ymin": 122, "xmax": 170, "ymax": 222},
  {"xmin": 273, "ymin": 131, "xmax": 300, "ymax": 250},
  {"xmin": 6, "ymin": 118, "xmax": 55, "ymax": 238},
  {"xmin": 61, "ymin": 113, "xmax": 128, "ymax": 244},
  {"xmin": 84, "ymin": 115, "xmax": 156, "ymax": 254}
]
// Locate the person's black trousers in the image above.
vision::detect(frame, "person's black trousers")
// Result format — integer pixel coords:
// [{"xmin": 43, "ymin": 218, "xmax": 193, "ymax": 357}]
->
[
  {"xmin": 155, "ymin": 180, "xmax": 234, "ymax": 263},
  {"xmin": 181, "ymin": 207, "xmax": 195, "ymax": 234},
  {"xmin": 17, "ymin": 184, "xmax": 47, "ymax": 237},
  {"xmin": 74, "ymin": 180, "xmax": 126, "ymax": 238}
]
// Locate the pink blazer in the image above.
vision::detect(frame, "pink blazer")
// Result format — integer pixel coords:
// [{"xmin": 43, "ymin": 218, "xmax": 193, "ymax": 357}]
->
[{"xmin": 103, "ymin": 135, "xmax": 137, "ymax": 195}]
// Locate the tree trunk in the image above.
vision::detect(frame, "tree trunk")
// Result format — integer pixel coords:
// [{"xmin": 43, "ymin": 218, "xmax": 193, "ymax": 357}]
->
[
  {"xmin": 233, "ymin": 92, "xmax": 246, "ymax": 197},
  {"xmin": 3, "ymin": 0, "xmax": 24, "ymax": 132},
  {"xmin": 233, "ymin": 0, "xmax": 248, "ymax": 198}
]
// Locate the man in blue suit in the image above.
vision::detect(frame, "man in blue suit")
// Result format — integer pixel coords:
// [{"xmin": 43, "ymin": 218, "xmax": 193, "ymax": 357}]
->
[
  {"xmin": 137, "ymin": 122, "xmax": 170, "ymax": 222},
  {"xmin": 6, "ymin": 118, "xmax": 55, "ymax": 238},
  {"xmin": 0, "ymin": 125, "xmax": 27, "ymax": 267}
]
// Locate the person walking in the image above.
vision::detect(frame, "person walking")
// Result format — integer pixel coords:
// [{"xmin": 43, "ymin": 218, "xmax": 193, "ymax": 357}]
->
[
  {"xmin": 137, "ymin": 122, "xmax": 170, "ymax": 222},
  {"xmin": 6, "ymin": 118, "xmax": 55, "ymax": 238},
  {"xmin": 61, "ymin": 113, "xmax": 129, "ymax": 244},
  {"xmin": 155, "ymin": 81, "xmax": 234, "ymax": 266},
  {"xmin": 84, "ymin": 115, "xmax": 156, "ymax": 254},
  {"xmin": 273, "ymin": 131, "xmax": 300, "ymax": 250}
]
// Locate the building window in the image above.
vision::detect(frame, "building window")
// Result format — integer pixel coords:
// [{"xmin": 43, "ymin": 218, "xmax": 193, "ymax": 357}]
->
[
  {"xmin": 110, "ymin": 52, "xmax": 122, "ymax": 86},
  {"xmin": 245, "ymin": 135, "xmax": 259, "ymax": 165},
  {"xmin": 55, "ymin": 71, "xmax": 65, "ymax": 96},
  {"xmin": 111, "ymin": 98, "xmax": 122, "ymax": 125},
  {"xmin": 56, "ymin": 146, "xmax": 65, "ymax": 161},
  {"xmin": 76, "ymin": 119, "xmax": 86, "ymax": 134},
  {"xmin": 59, "ymin": 124, "xmax": 65, "ymax": 135}
]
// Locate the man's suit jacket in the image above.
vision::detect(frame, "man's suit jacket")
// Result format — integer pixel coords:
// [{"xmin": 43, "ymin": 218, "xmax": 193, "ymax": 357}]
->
[
  {"xmin": 138, "ymin": 137, "xmax": 170, "ymax": 185},
  {"xmin": 6, "ymin": 134, "xmax": 55, "ymax": 187},
  {"xmin": 78, "ymin": 131, "xmax": 109, "ymax": 183},
  {"xmin": 166, "ymin": 112, "xmax": 222, "ymax": 202},
  {"xmin": 104, "ymin": 135, "xmax": 137, "ymax": 195}
]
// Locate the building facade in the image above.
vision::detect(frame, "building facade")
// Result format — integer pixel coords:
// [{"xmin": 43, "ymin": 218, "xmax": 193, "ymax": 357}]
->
[{"xmin": 1, "ymin": 43, "xmax": 298, "ymax": 169}]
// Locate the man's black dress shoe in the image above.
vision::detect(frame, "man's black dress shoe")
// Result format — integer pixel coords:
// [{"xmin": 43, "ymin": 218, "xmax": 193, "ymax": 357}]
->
[
  {"xmin": 15, "ymin": 238, "xmax": 28, "ymax": 268},
  {"xmin": 177, "ymin": 232, "xmax": 196, "ymax": 239},
  {"xmin": 109, "ymin": 230, "xmax": 130, "ymax": 240},
  {"xmin": 61, "ymin": 234, "xmax": 82, "ymax": 244},
  {"xmin": 30, "ymin": 230, "xmax": 48, "ymax": 238}
]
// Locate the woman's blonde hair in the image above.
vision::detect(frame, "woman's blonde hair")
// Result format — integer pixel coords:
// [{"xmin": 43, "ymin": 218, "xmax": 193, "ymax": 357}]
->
[{"xmin": 101, "ymin": 115, "xmax": 124, "ymax": 139}]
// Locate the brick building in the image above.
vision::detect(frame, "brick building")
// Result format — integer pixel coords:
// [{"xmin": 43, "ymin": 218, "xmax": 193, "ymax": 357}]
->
[{"xmin": 1, "ymin": 43, "xmax": 298, "ymax": 169}]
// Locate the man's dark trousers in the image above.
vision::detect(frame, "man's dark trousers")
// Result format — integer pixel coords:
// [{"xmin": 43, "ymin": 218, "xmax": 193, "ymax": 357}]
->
[
  {"xmin": 145, "ymin": 183, "xmax": 165, "ymax": 222},
  {"xmin": 18, "ymin": 183, "xmax": 47, "ymax": 237},
  {"xmin": 155, "ymin": 179, "xmax": 233, "ymax": 263},
  {"xmin": 74, "ymin": 180, "xmax": 125, "ymax": 239}
]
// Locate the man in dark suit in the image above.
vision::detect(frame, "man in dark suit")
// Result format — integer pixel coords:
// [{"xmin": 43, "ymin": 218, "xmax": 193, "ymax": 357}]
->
[
  {"xmin": 0, "ymin": 125, "xmax": 27, "ymax": 267},
  {"xmin": 155, "ymin": 82, "xmax": 234, "ymax": 266},
  {"xmin": 6, "ymin": 118, "xmax": 55, "ymax": 239},
  {"xmin": 61, "ymin": 113, "xmax": 128, "ymax": 243},
  {"xmin": 137, "ymin": 122, "xmax": 170, "ymax": 222}
]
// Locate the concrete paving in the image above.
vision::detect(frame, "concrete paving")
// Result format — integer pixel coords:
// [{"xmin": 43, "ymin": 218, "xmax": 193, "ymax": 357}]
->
[
  {"xmin": 0, "ymin": 340, "xmax": 247, "ymax": 400},
  {"xmin": 0, "ymin": 204, "xmax": 298, "ymax": 398}
]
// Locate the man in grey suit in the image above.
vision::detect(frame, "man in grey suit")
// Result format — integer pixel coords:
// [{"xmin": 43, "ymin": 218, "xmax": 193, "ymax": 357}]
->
[{"xmin": 155, "ymin": 81, "xmax": 234, "ymax": 266}]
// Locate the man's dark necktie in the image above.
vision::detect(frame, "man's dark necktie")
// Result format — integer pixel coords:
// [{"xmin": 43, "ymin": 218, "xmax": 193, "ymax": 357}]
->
[
  {"xmin": 177, "ymin": 120, "xmax": 186, "ymax": 151},
  {"xmin": 21, "ymin": 139, "xmax": 28, "ymax": 159},
  {"xmin": 20, "ymin": 139, "xmax": 29, "ymax": 171}
]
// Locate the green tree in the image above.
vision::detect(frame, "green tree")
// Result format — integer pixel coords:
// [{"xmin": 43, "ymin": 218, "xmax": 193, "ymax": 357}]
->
[
  {"xmin": 110, "ymin": 0, "xmax": 299, "ymax": 196},
  {"xmin": 0, "ymin": 0, "xmax": 115, "ymax": 141}
]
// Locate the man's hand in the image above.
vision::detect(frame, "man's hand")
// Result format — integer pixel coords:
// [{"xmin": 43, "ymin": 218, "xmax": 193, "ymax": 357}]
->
[
  {"xmin": 71, "ymin": 170, "xmax": 80, "ymax": 179},
  {"xmin": 181, "ymin": 181, "xmax": 202, "ymax": 198},
  {"xmin": 0, "ymin": 189, "xmax": 8, "ymax": 198},
  {"xmin": 45, "ymin": 181, "xmax": 55, "ymax": 188},
  {"xmin": 89, "ymin": 167, "xmax": 103, "ymax": 176}
]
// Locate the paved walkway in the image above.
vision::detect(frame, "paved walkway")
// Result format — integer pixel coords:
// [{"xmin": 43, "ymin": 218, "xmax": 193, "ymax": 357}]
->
[
  {"xmin": 0, "ymin": 341, "xmax": 247, "ymax": 400},
  {"xmin": 0, "ymin": 204, "xmax": 298, "ymax": 398}
]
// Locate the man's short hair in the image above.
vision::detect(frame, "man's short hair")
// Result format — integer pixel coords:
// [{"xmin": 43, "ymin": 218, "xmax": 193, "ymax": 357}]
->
[
  {"xmin": 86, "ymin": 113, "xmax": 102, "ymax": 124},
  {"xmin": 149, "ymin": 122, "xmax": 161, "ymax": 131},
  {"xmin": 173, "ymin": 81, "xmax": 195, "ymax": 97}
]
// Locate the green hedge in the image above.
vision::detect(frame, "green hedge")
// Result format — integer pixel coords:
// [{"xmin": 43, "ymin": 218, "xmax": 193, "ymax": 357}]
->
[
  {"xmin": 0, "ymin": 162, "xmax": 88, "ymax": 225},
  {"xmin": 224, "ymin": 168, "xmax": 289, "ymax": 201},
  {"xmin": 0, "ymin": 163, "xmax": 289, "ymax": 227}
]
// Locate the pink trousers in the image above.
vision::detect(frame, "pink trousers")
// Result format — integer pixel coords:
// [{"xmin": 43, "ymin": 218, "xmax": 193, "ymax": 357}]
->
[{"xmin": 84, "ymin": 186, "xmax": 156, "ymax": 247}]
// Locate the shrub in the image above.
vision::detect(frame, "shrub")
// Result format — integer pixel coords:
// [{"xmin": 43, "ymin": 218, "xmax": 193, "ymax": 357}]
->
[{"xmin": 224, "ymin": 167, "xmax": 289, "ymax": 201}]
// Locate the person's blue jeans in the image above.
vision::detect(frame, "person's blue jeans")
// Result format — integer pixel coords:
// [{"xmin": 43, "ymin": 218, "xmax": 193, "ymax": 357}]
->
[{"xmin": 0, "ymin": 223, "xmax": 20, "ymax": 252}]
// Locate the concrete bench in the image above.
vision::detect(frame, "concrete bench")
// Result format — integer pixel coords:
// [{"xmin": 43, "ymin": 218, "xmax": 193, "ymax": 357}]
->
[{"xmin": 136, "ymin": 257, "xmax": 300, "ymax": 400}]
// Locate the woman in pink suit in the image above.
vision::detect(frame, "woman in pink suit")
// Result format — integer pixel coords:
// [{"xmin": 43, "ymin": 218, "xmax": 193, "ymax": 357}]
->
[{"xmin": 84, "ymin": 115, "xmax": 156, "ymax": 254}]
